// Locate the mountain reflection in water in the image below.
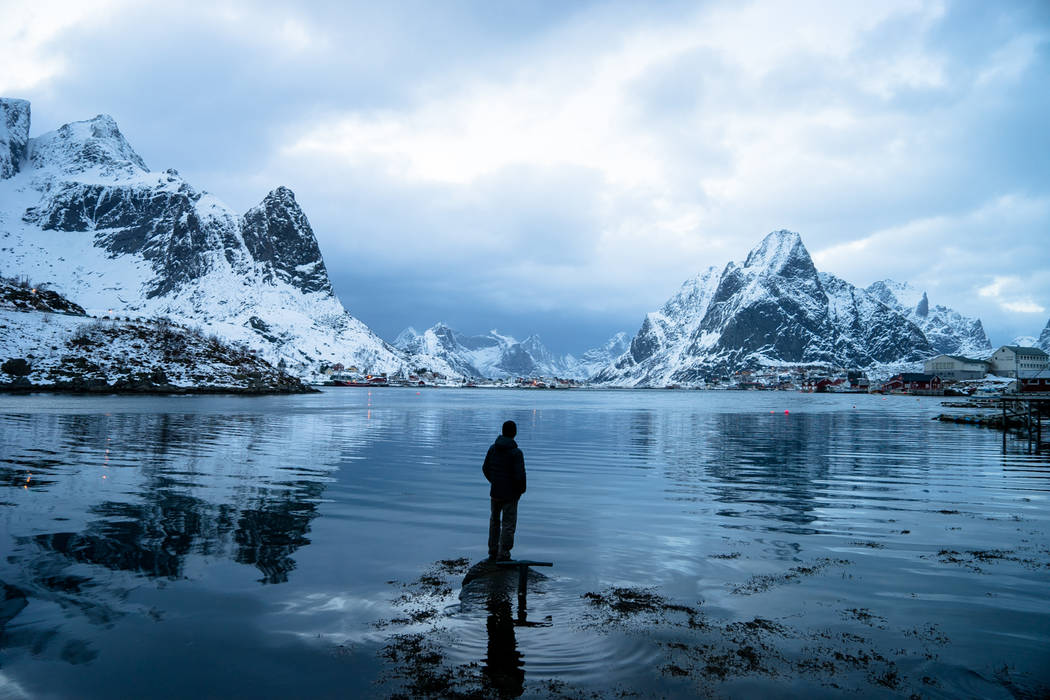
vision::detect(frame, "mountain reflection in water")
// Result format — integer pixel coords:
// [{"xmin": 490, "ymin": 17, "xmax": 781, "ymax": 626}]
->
[{"xmin": 0, "ymin": 389, "xmax": 1047, "ymax": 698}]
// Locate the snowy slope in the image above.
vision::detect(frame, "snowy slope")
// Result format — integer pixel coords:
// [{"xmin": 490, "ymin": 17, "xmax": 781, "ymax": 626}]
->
[
  {"xmin": 865, "ymin": 280, "xmax": 991, "ymax": 358},
  {"xmin": 0, "ymin": 98, "xmax": 406, "ymax": 377},
  {"xmin": 395, "ymin": 324, "xmax": 628, "ymax": 379},
  {"xmin": 595, "ymin": 230, "xmax": 934, "ymax": 386},
  {"xmin": 1038, "ymin": 319, "xmax": 1050, "ymax": 353},
  {"xmin": 0, "ymin": 98, "xmax": 29, "ymax": 179},
  {"xmin": 0, "ymin": 279, "xmax": 309, "ymax": 392}
]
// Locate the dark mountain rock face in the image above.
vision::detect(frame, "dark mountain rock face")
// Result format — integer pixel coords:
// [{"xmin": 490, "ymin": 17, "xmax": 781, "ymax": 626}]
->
[
  {"xmin": 22, "ymin": 175, "xmax": 232, "ymax": 298},
  {"xmin": 596, "ymin": 231, "xmax": 939, "ymax": 385},
  {"xmin": 1, "ymin": 98, "xmax": 407, "ymax": 375},
  {"xmin": 820, "ymin": 273, "xmax": 931, "ymax": 363},
  {"xmin": 0, "ymin": 98, "xmax": 30, "ymax": 179},
  {"xmin": 21, "ymin": 160, "xmax": 331, "ymax": 300},
  {"xmin": 865, "ymin": 280, "xmax": 991, "ymax": 357},
  {"xmin": 241, "ymin": 187, "xmax": 331, "ymax": 294}
]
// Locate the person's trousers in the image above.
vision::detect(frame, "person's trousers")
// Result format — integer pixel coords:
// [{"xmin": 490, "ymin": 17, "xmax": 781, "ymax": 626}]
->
[{"xmin": 488, "ymin": 498, "xmax": 518, "ymax": 557}]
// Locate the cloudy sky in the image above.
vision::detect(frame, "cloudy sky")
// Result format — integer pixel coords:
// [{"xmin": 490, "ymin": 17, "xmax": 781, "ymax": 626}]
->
[{"xmin": 3, "ymin": 0, "xmax": 1048, "ymax": 353}]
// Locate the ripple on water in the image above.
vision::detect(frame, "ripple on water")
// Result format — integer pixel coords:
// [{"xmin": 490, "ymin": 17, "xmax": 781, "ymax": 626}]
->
[{"xmin": 0, "ymin": 390, "xmax": 1047, "ymax": 698}]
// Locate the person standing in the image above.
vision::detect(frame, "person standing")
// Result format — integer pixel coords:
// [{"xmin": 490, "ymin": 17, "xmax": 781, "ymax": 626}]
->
[{"xmin": 483, "ymin": 420, "xmax": 527, "ymax": 561}]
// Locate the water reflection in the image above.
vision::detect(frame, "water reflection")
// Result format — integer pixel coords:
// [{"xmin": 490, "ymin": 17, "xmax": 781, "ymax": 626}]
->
[
  {"xmin": 0, "ymin": 391, "xmax": 1047, "ymax": 698},
  {"xmin": 483, "ymin": 593, "xmax": 525, "ymax": 698},
  {"xmin": 0, "ymin": 407, "xmax": 368, "ymax": 668}
]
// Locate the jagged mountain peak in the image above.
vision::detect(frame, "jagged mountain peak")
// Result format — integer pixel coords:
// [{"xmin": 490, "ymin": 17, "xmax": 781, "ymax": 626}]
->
[
  {"xmin": 394, "ymin": 326, "xmax": 420, "ymax": 346},
  {"xmin": 743, "ymin": 229, "xmax": 812, "ymax": 275},
  {"xmin": 29, "ymin": 111, "xmax": 148, "ymax": 177},
  {"xmin": 595, "ymin": 231, "xmax": 941, "ymax": 386},
  {"xmin": 915, "ymin": 291, "xmax": 929, "ymax": 318},
  {"xmin": 2, "ymin": 98, "xmax": 407, "ymax": 377},
  {"xmin": 865, "ymin": 279, "xmax": 990, "ymax": 357},
  {"xmin": 394, "ymin": 322, "xmax": 628, "ymax": 380},
  {"xmin": 242, "ymin": 185, "xmax": 331, "ymax": 295},
  {"xmin": 866, "ymin": 279, "xmax": 923, "ymax": 310}
]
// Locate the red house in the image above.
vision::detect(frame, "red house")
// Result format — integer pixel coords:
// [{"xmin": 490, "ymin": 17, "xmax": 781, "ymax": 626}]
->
[
  {"xmin": 883, "ymin": 373, "xmax": 943, "ymax": 395},
  {"xmin": 1019, "ymin": 375, "xmax": 1050, "ymax": 393}
]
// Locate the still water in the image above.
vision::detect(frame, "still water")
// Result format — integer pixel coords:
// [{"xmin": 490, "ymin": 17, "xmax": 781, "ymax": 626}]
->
[{"xmin": 0, "ymin": 388, "xmax": 1047, "ymax": 698}]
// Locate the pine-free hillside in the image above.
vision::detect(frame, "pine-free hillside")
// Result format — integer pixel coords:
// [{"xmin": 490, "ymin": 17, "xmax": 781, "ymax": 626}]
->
[
  {"xmin": 0, "ymin": 277, "xmax": 312, "ymax": 393},
  {"xmin": 594, "ymin": 230, "xmax": 991, "ymax": 387},
  {"xmin": 0, "ymin": 97, "xmax": 404, "ymax": 378}
]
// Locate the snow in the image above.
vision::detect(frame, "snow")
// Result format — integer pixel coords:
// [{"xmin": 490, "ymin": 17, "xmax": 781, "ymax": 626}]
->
[
  {"xmin": 594, "ymin": 231, "xmax": 981, "ymax": 387},
  {"xmin": 0, "ymin": 306, "xmax": 306, "ymax": 392},
  {"xmin": 1, "ymin": 99, "xmax": 407, "ymax": 379},
  {"xmin": 0, "ymin": 98, "xmax": 30, "ymax": 179},
  {"xmin": 394, "ymin": 323, "xmax": 629, "ymax": 380},
  {"xmin": 866, "ymin": 279, "xmax": 991, "ymax": 357}
]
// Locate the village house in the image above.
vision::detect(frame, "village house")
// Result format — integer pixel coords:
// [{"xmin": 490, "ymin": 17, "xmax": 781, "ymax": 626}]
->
[
  {"xmin": 923, "ymin": 354, "xmax": 990, "ymax": 380},
  {"xmin": 987, "ymin": 346, "xmax": 1049, "ymax": 378},
  {"xmin": 881, "ymin": 373, "xmax": 943, "ymax": 395},
  {"xmin": 1018, "ymin": 368, "xmax": 1050, "ymax": 393}
]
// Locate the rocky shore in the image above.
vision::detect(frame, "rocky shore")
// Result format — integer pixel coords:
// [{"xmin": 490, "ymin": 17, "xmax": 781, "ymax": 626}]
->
[{"xmin": 1, "ymin": 279, "xmax": 315, "ymax": 395}]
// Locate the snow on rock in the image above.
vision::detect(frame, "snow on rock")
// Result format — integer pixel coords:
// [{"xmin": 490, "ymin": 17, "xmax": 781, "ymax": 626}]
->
[
  {"xmin": 865, "ymin": 280, "xmax": 991, "ymax": 357},
  {"xmin": 0, "ymin": 280, "xmax": 311, "ymax": 393},
  {"xmin": 0, "ymin": 98, "xmax": 406, "ymax": 378},
  {"xmin": 241, "ymin": 186, "xmax": 332, "ymax": 294},
  {"xmin": 28, "ymin": 112, "xmax": 148, "ymax": 179},
  {"xmin": 571, "ymin": 331, "xmax": 631, "ymax": 379},
  {"xmin": 1038, "ymin": 320, "xmax": 1050, "ymax": 353},
  {"xmin": 394, "ymin": 324, "xmax": 628, "ymax": 380},
  {"xmin": 595, "ymin": 230, "xmax": 937, "ymax": 386},
  {"xmin": 0, "ymin": 98, "xmax": 30, "ymax": 179}
]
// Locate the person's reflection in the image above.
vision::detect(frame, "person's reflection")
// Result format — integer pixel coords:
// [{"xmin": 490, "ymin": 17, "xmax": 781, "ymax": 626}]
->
[{"xmin": 482, "ymin": 591, "xmax": 524, "ymax": 698}]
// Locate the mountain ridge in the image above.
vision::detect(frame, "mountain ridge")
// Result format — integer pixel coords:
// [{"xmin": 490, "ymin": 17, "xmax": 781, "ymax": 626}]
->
[
  {"xmin": 0, "ymin": 97, "xmax": 405, "ymax": 377},
  {"xmin": 594, "ymin": 230, "xmax": 986, "ymax": 386},
  {"xmin": 395, "ymin": 323, "xmax": 629, "ymax": 380}
]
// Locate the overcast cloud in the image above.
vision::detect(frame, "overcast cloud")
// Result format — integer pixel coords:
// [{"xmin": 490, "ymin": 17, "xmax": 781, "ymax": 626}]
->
[{"xmin": 3, "ymin": 0, "xmax": 1048, "ymax": 352}]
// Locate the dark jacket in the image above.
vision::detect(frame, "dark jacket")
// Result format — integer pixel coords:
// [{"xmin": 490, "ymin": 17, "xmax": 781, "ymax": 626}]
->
[{"xmin": 483, "ymin": 435, "xmax": 526, "ymax": 501}]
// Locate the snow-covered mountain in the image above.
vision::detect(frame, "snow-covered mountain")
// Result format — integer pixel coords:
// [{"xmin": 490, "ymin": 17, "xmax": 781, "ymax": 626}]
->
[
  {"xmin": 1038, "ymin": 319, "xmax": 1050, "ymax": 353},
  {"xmin": 865, "ymin": 279, "xmax": 991, "ymax": 358},
  {"xmin": 0, "ymin": 277, "xmax": 309, "ymax": 393},
  {"xmin": 395, "ymin": 324, "xmax": 628, "ymax": 379},
  {"xmin": 0, "ymin": 98, "xmax": 404, "ymax": 376},
  {"xmin": 594, "ymin": 230, "xmax": 937, "ymax": 386},
  {"xmin": 1012, "ymin": 335, "xmax": 1038, "ymax": 348},
  {"xmin": 574, "ymin": 331, "xmax": 631, "ymax": 379}
]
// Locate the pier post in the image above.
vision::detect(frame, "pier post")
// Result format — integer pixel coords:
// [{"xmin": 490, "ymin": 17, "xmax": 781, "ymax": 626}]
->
[
  {"xmin": 494, "ymin": 560, "xmax": 553, "ymax": 613},
  {"xmin": 1028, "ymin": 402, "xmax": 1034, "ymax": 453},
  {"xmin": 1003, "ymin": 400, "xmax": 1007, "ymax": 451}
]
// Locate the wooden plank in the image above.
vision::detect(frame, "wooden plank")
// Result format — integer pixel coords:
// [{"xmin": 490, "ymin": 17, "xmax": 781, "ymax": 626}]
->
[{"xmin": 493, "ymin": 560, "xmax": 553, "ymax": 568}]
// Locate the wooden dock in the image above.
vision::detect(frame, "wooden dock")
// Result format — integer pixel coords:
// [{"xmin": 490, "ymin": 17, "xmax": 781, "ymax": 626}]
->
[{"xmin": 998, "ymin": 393, "xmax": 1050, "ymax": 453}]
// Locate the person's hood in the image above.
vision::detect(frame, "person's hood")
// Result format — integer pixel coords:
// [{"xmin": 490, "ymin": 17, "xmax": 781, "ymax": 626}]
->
[{"xmin": 493, "ymin": 435, "xmax": 517, "ymax": 450}]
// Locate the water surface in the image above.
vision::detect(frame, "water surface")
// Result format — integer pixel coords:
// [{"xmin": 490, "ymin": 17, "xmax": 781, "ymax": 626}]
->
[{"xmin": 0, "ymin": 389, "xmax": 1047, "ymax": 697}]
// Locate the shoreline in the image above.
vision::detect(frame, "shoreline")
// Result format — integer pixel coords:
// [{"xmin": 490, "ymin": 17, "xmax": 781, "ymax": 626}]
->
[{"xmin": 0, "ymin": 381, "xmax": 319, "ymax": 396}]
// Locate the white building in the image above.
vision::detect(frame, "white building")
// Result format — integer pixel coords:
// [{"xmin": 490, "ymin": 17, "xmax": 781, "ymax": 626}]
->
[
  {"xmin": 987, "ymin": 345, "xmax": 1049, "ymax": 378},
  {"xmin": 923, "ymin": 354, "xmax": 989, "ymax": 380}
]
